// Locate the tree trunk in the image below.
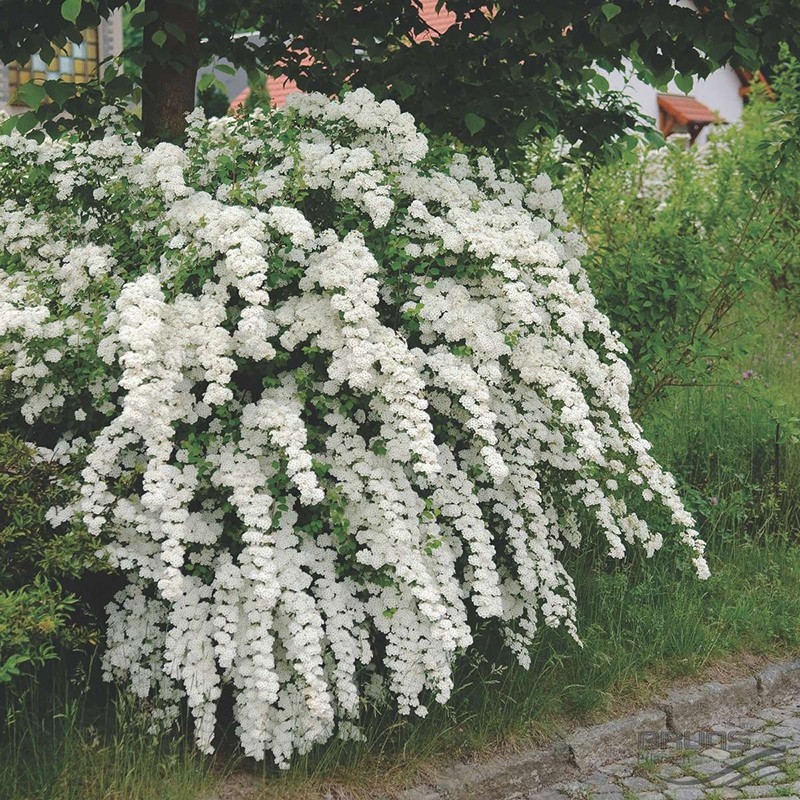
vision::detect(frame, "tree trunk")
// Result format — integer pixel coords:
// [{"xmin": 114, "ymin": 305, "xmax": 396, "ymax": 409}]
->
[{"xmin": 142, "ymin": 0, "xmax": 200, "ymax": 143}]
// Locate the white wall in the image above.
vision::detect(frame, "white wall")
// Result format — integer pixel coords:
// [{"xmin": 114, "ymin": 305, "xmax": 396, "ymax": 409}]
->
[{"xmin": 605, "ymin": 62, "xmax": 744, "ymax": 145}]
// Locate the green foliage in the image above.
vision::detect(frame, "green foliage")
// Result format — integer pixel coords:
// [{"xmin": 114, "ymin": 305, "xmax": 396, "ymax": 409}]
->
[
  {"xmin": 4, "ymin": 0, "xmax": 800, "ymax": 150},
  {"xmin": 61, "ymin": 0, "xmax": 84, "ymax": 24},
  {"xmin": 757, "ymin": 52, "xmax": 800, "ymax": 302},
  {"xmin": 215, "ymin": 0, "xmax": 800, "ymax": 159},
  {"xmin": 242, "ymin": 68, "xmax": 272, "ymax": 113},
  {"xmin": 0, "ymin": 578, "xmax": 76, "ymax": 683},
  {"xmin": 558, "ymin": 72, "xmax": 800, "ymax": 412},
  {"xmin": 0, "ymin": 0, "xmax": 137, "ymax": 140},
  {"xmin": 0, "ymin": 418, "xmax": 104, "ymax": 683},
  {"xmin": 647, "ymin": 303, "xmax": 800, "ymax": 550},
  {"xmin": 0, "ymin": 670, "xmax": 221, "ymax": 800},
  {"xmin": 197, "ymin": 81, "xmax": 230, "ymax": 118}
]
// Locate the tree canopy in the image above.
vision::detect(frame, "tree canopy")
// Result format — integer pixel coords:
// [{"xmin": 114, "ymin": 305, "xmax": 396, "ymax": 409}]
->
[{"xmin": 2, "ymin": 0, "xmax": 800, "ymax": 153}]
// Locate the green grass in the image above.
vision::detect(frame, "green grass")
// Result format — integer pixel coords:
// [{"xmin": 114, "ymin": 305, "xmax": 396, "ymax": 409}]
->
[
  {"xmin": 4, "ymin": 534, "xmax": 798, "ymax": 800},
  {"xmin": 0, "ymin": 665, "xmax": 223, "ymax": 800},
  {"xmin": 2, "ymin": 301, "xmax": 799, "ymax": 800}
]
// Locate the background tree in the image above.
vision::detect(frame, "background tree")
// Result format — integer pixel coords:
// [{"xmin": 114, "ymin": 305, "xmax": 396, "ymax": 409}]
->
[{"xmin": 2, "ymin": 1, "xmax": 800, "ymax": 151}]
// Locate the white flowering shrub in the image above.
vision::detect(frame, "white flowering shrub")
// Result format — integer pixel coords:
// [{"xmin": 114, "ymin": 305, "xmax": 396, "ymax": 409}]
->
[{"xmin": 0, "ymin": 90, "xmax": 708, "ymax": 766}]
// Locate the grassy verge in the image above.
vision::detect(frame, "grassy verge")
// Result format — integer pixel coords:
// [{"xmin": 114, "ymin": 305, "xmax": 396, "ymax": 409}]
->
[
  {"xmin": 0, "ymin": 665, "xmax": 222, "ymax": 800},
  {"xmin": 2, "ymin": 303, "xmax": 799, "ymax": 800},
  {"xmin": 3, "ymin": 536, "xmax": 799, "ymax": 800}
]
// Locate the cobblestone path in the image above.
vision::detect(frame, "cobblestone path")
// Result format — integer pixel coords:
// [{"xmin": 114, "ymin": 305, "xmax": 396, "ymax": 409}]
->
[{"xmin": 527, "ymin": 696, "xmax": 800, "ymax": 800}]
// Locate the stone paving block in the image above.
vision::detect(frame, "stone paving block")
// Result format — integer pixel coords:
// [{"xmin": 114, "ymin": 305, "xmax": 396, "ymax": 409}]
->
[
  {"xmin": 664, "ymin": 788, "xmax": 706, "ymax": 800},
  {"xmin": 757, "ymin": 662, "xmax": 800, "ymax": 702},
  {"xmin": 738, "ymin": 717, "xmax": 771, "ymax": 731},
  {"xmin": 569, "ymin": 709, "xmax": 667, "ymax": 771},
  {"xmin": 756, "ymin": 707, "xmax": 794, "ymax": 723},
  {"xmin": 704, "ymin": 747, "xmax": 733, "ymax": 761},
  {"xmin": 657, "ymin": 679, "xmax": 760, "ymax": 733},
  {"xmin": 710, "ymin": 723, "xmax": 750, "ymax": 734},
  {"xmin": 741, "ymin": 745, "xmax": 777, "ymax": 759},
  {"xmin": 656, "ymin": 763, "xmax": 686, "ymax": 779},
  {"xmin": 707, "ymin": 770, "xmax": 748, "ymax": 788},
  {"xmin": 765, "ymin": 725, "xmax": 799, "ymax": 739},
  {"xmin": 599, "ymin": 762, "xmax": 635, "ymax": 779},
  {"xmin": 747, "ymin": 733, "xmax": 780, "ymax": 747},
  {"xmin": 744, "ymin": 764, "xmax": 785, "ymax": 782},
  {"xmin": 428, "ymin": 746, "xmax": 577, "ymax": 800},
  {"xmin": 577, "ymin": 773, "xmax": 621, "ymax": 795},
  {"xmin": 552, "ymin": 779, "xmax": 586, "ymax": 794},
  {"xmin": 641, "ymin": 747, "xmax": 682, "ymax": 763},
  {"xmin": 688, "ymin": 755, "xmax": 730, "ymax": 775},
  {"xmin": 621, "ymin": 775, "xmax": 659, "ymax": 791},
  {"xmin": 735, "ymin": 786, "xmax": 775, "ymax": 798}
]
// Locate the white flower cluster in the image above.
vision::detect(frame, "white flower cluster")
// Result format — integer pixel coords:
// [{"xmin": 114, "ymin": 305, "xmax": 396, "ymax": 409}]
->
[{"xmin": 0, "ymin": 88, "xmax": 708, "ymax": 766}]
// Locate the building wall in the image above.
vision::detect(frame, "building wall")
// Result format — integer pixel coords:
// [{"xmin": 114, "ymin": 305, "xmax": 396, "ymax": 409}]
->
[
  {"xmin": 606, "ymin": 62, "xmax": 745, "ymax": 145},
  {"xmin": 0, "ymin": 9, "xmax": 124, "ymax": 114}
]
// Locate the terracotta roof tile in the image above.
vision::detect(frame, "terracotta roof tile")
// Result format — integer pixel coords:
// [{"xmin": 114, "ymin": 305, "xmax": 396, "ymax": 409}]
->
[{"xmin": 657, "ymin": 94, "xmax": 722, "ymax": 125}]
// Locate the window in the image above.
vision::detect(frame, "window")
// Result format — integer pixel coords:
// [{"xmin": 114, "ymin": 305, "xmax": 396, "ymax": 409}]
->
[{"xmin": 8, "ymin": 28, "xmax": 99, "ymax": 104}]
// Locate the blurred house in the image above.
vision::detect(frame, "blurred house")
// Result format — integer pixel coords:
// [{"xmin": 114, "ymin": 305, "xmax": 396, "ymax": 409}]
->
[
  {"xmin": 0, "ymin": 11, "xmax": 124, "ymax": 113},
  {"xmin": 606, "ymin": 63, "xmax": 770, "ymax": 145}
]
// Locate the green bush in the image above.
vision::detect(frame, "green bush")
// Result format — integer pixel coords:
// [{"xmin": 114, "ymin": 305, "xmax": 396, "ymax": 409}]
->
[
  {"xmin": 643, "ymin": 298, "xmax": 800, "ymax": 547},
  {"xmin": 0, "ymin": 422, "xmax": 103, "ymax": 683},
  {"xmin": 560, "ymin": 62, "xmax": 800, "ymax": 413}
]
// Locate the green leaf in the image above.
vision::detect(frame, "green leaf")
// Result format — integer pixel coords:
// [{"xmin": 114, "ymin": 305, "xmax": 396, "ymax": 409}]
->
[
  {"xmin": 216, "ymin": 63, "xmax": 237, "ymax": 76},
  {"xmin": 516, "ymin": 116, "xmax": 537, "ymax": 140},
  {"xmin": 601, "ymin": 3, "xmax": 622, "ymax": 20},
  {"xmin": 164, "ymin": 21, "xmax": 186, "ymax": 42},
  {"xmin": 17, "ymin": 82, "xmax": 47, "ymax": 109},
  {"xmin": 674, "ymin": 73, "xmax": 693, "ymax": 94},
  {"xmin": 246, "ymin": 68, "xmax": 265, "ymax": 89},
  {"xmin": 104, "ymin": 74, "xmax": 132, "ymax": 99},
  {"xmin": 15, "ymin": 112, "xmax": 38, "ymax": 135},
  {"xmin": 61, "ymin": 0, "xmax": 82, "ymax": 23},
  {"xmin": 130, "ymin": 10, "xmax": 158, "ymax": 29},
  {"xmin": 197, "ymin": 73, "xmax": 217, "ymax": 91},
  {"xmin": 40, "ymin": 43, "xmax": 55, "ymax": 64},
  {"xmin": 151, "ymin": 30, "xmax": 168, "ymax": 47},
  {"xmin": 464, "ymin": 112, "xmax": 486, "ymax": 135},
  {"xmin": 44, "ymin": 79, "xmax": 74, "ymax": 107},
  {"xmin": 599, "ymin": 21, "xmax": 621, "ymax": 45},
  {"xmin": 0, "ymin": 116, "xmax": 18, "ymax": 135},
  {"xmin": 592, "ymin": 73, "xmax": 610, "ymax": 93},
  {"xmin": 394, "ymin": 79, "xmax": 414, "ymax": 101},
  {"xmin": 643, "ymin": 128, "xmax": 665, "ymax": 148}
]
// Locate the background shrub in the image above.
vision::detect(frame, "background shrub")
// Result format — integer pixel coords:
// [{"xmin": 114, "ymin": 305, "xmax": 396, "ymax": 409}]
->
[
  {"xmin": 0, "ymin": 391, "xmax": 103, "ymax": 683},
  {"xmin": 558, "ymin": 61, "xmax": 800, "ymax": 414}
]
